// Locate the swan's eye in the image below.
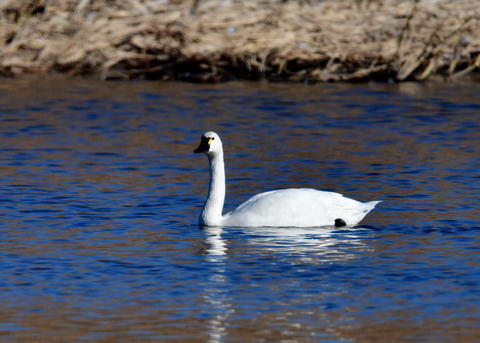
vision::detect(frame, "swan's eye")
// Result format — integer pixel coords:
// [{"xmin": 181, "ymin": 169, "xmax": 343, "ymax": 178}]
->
[{"xmin": 208, "ymin": 137, "xmax": 214, "ymax": 145}]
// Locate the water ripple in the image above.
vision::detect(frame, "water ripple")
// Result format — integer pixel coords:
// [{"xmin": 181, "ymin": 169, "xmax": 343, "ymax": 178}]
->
[{"xmin": 0, "ymin": 77, "xmax": 479, "ymax": 341}]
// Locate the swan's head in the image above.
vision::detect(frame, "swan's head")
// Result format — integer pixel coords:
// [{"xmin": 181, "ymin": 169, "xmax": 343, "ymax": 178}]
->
[{"xmin": 193, "ymin": 131, "xmax": 223, "ymax": 156}]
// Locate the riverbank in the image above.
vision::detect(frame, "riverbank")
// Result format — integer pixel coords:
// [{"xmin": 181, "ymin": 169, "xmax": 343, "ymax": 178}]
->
[{"xmin": 1, "ymin": 0, "xmax": 479, "ymax": 82}]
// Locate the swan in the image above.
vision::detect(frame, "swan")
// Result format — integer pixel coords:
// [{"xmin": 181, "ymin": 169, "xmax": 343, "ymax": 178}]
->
[{"xmin": 194, "ymin": 131, "xmax": 380, "ymax": 227}]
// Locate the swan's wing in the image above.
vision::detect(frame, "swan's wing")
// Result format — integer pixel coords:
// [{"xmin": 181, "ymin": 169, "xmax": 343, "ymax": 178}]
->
[{"xmin": 223, "ymin": 188, "xmax": 376, "ymax": 227}]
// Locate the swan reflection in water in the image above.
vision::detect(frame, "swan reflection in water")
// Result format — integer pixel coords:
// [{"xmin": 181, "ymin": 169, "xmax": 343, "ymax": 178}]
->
[
  {"xmin": 200, "ymin": 226, "xmax": 231, "ymax": 343},
  {"xmin": 199, "ymin": 226, "xmax": 372, "ymax": 343},
  {"xmin": 203, "ymin": 226, "xmax": 229, "ymax": 260},
  {"xmin": 202, "ymin": 225, "xmax": 372, "ymax": 263}
]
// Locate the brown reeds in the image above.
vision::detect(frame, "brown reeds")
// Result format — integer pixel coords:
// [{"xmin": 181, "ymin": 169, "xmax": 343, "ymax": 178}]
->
[{"xmin": 0, "ymin": 0, "xmax": 479, "ymax": 82}]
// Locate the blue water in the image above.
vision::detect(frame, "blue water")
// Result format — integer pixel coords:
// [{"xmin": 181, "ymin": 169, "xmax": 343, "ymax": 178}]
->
[{"xmin": 0, "ymin": 76, "xmax": 479, "ymax": 342}]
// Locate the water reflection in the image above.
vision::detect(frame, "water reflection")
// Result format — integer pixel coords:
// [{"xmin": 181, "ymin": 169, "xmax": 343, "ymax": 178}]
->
[
  {"xmin": 202, "ymin": 226, "xmax": 372, "ymax": 264},
  {"xmin": 202, "ymin": 267, "xmax": 233, "ymax": 343},
  {"xmin": 203, "ymin": 227, "xmax": 228, "ymax": 259},
  {"xmin": 200, "ymin": 225, "xmax": 373, "ymax": 342},
  {"xmin": 201, "ymin": 227, "xmax": 231, "ymax": 343}
]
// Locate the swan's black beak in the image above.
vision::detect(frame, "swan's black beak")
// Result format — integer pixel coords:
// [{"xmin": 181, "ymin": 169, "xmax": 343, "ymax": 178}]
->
[{"xmin": 194, "ymin": 136, "xmax": 212, "ymax": 153}]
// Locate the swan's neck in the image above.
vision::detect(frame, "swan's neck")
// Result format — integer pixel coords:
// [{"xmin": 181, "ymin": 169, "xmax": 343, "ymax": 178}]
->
[{"xmin": 200, "ymin": 152, "xmax": 225, "ymax": 226}]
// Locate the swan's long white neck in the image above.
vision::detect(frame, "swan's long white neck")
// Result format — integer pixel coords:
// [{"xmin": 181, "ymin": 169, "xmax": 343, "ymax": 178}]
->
[{"xmin": 200, "ymin": 150, "xmax": 225, "ymax": 226}]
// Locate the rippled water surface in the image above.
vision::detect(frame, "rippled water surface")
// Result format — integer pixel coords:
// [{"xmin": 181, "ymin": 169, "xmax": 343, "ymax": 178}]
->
[{"xmin": 1, "ymin": 76, "xmax": 479, "ymax": 342}]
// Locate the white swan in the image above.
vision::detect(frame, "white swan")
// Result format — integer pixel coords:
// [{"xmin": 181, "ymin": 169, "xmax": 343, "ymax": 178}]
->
[{"xmin": 194, "ymin": 131, "xmax": 380, "ymax": 227}]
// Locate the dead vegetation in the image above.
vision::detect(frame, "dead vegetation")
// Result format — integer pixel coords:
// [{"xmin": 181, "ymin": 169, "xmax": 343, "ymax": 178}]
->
[{"xmin": 0, "ymin": 0, "xmax": 479, "ymax": 82}]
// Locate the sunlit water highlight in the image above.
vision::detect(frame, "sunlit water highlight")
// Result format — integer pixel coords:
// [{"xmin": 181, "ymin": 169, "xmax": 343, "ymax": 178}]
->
[{"xmin": 0, "ymin": 75, "xmax": 479, "ymax": 342}]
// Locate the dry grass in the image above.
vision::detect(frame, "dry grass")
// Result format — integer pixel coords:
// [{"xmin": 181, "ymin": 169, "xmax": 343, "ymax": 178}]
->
[{"xmin": 0, "ymin": 0, "xmax": 479, "ymax": 82}]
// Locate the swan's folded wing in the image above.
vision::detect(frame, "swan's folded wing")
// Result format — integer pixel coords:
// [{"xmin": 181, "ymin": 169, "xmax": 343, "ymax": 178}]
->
[{"xmin": 223, "ymin": 188, "xmax": 374, "ymax": 227}]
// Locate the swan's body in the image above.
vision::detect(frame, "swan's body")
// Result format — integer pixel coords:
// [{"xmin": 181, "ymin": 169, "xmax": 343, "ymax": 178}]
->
[{"xmin": 194, "ymin": 131, "xmax": 380, "ymax": 227}]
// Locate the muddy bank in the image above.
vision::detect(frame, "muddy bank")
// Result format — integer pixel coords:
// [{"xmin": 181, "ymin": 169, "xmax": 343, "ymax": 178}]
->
[{"xmin": 1, "ymin": 0, "xmax": 479, "ymax": 82}]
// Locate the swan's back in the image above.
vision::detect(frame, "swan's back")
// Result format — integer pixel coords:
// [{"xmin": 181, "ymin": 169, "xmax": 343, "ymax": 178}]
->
[{"xmin": 223, "ymin": 188, "xmax": 379, "ymax": 227}]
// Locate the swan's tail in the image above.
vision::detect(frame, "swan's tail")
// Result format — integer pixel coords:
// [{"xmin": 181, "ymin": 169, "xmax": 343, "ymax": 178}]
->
[
  {"xmin": 363, "ymin": 200, "xmax": 381, "ymax": 212},
  {"xmin": 349, "ymin": 200, "xmax": 381, "ymax": 226}
]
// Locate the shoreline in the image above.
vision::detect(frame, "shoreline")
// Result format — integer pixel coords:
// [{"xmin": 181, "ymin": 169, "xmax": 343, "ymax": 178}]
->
[{"xmin": 1, "ymin": 0, "xmax": 479, "ymax": 83}]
